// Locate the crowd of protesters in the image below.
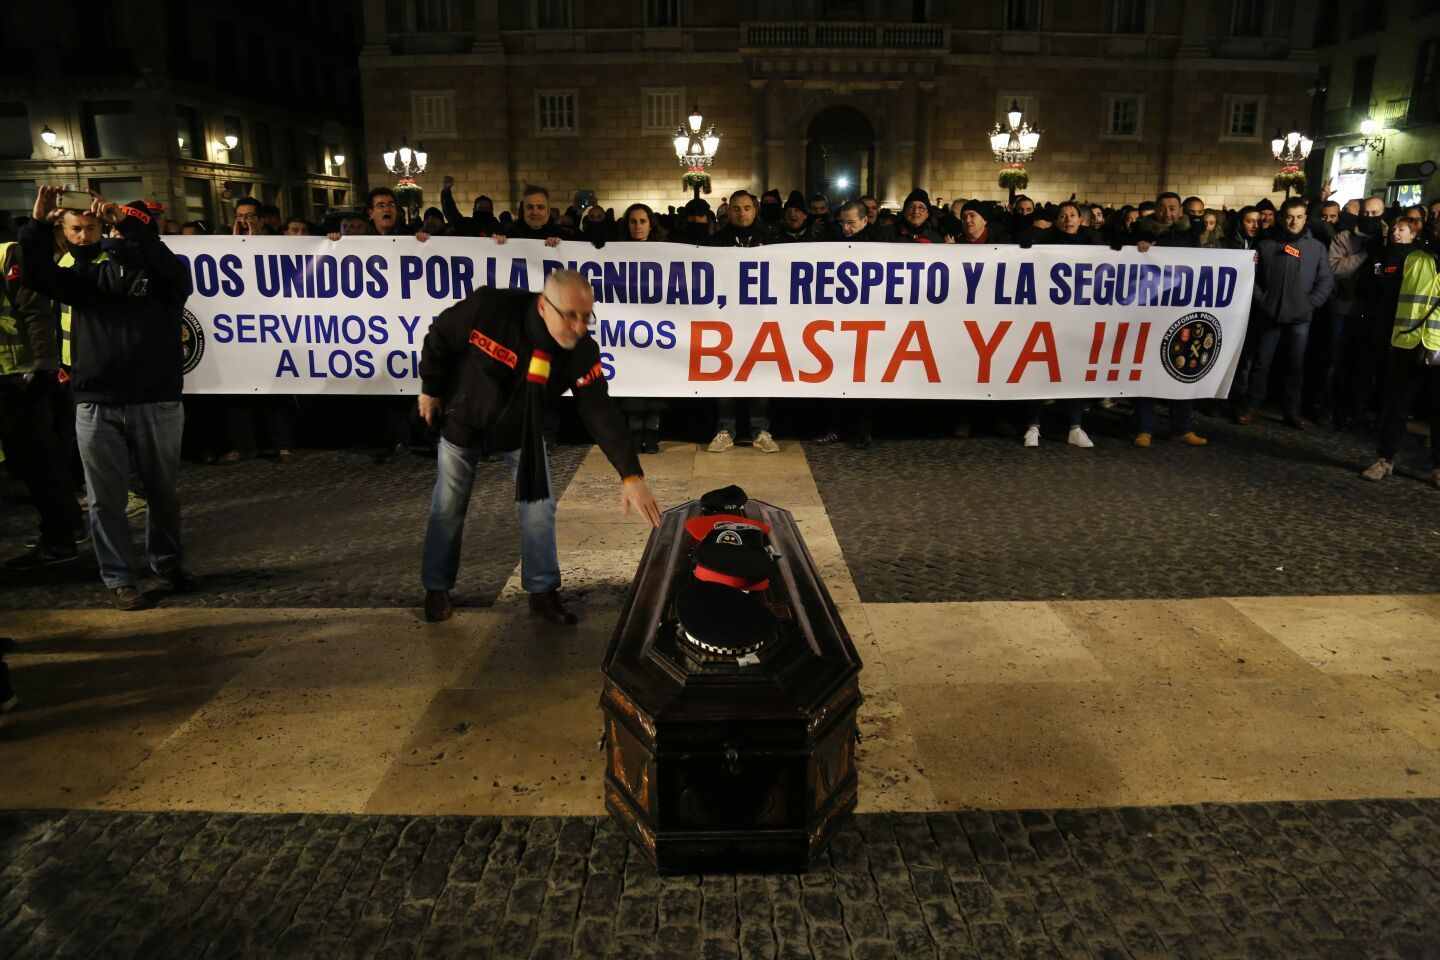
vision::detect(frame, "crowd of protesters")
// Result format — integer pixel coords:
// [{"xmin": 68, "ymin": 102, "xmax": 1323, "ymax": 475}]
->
[{"xmin": 2, "ymin": 175, "xmax": 1439, "ymax": 615}]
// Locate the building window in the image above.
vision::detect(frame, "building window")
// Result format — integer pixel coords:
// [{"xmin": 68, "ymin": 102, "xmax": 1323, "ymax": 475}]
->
[
  {"xmin": 536, "ymin": 90, "xmax": 577, "ymax": 135},
  {"xmin": 648, "ymin": 0, "xmax": 680, "ymax": 27},
  {"xmin": 642, "ymin": 88, "xmax": 684, "ymax": 134},
  {"xmin": 332, "ymin": 189, "xmax": 348, "ymax": 208},
  {"xmin": 0, "ymin": 180, "xmax": 36, "ymax": 224},
  {"xmin": 0, "ymin": 103, "xmax": 31, "ymax": 159},
  {"xmin": 1104, "ymin": 95, "xmax": 1142, "ymax": 138},
  {"xmin": 1230, "ymin": 0, "xmax": 1267, "ymax": 36},
  {"xmin": 1411, "ymin": 38, "xmax": 1440, "ymax": 123},
  {"xmin": 1314, "ymin": 0, "xmax": 1338, "ymax": 45},
  {"xmin": 1352, "ymin": 55, "xmax": 1377, "ymax": 110},
  {"xmin": 81, "ymin": 101, "xmax": 138, "ymax": 158},
  {"xmin": 1108, "ymin": 0, "xmax": 1147, "ymax": 33},
  {"xmin": 412, "ymin": 91, "xmax": 456, "ymax": 139},
  {"xmin": 534, "ymin": 0, "xmax": 572, "ymax": 29},
  {"xmin": 175, "ymin": 105, "xmax": 203, "ymax": 160},
  {"xmin": 182, "ymin": 179, "xmax": 211, "ymax": 226},
  {"xmin": 413, "ymin": 0, "xmax": 458, "ymax": 31},
  {"xmin": 1003, "ymin": 0, "xmax": 1042, "ymax": 31},
  {"xmin": 1223, "ymin": 96, "xmax": 1262, "ymax": 139},
  {"xmin": 89, "ymin": 178, "xmax": 144, "ymax": 203},
  {"xmin": 253, "ymin": 121, "xmax": 274, "ymax": 168},
  {"xmin": 309, "ymin": 135, "xmax": 325, "ymax": 174},
  {"xmin": 311, "ymin": 187, "xmax": 328, "ymax": 221}
]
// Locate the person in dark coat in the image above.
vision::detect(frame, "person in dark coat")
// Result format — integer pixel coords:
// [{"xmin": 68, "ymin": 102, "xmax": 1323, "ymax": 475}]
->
[
  {"xmin": 707, "ymin": 191, "xmax": 779, "ymax": 452},
  {"xmin": 777, "ymin": 190, "xmax": 826, "ymax": 243},
  {"xmin": 416, "ymin": 271, "xmax": 661, "ymax": 625},
  {"xmin": 1234, "ymin": 197, "xmax": 1337, "ymax": 427},
  {"xmin": 892, "ymin": 188, "xmax": 942, "ymax": 243}
]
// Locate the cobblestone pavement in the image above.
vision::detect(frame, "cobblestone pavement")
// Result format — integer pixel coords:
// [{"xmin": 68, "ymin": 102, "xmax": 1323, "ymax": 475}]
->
[
  {"xmin": 2, "ymin": 803, "xmax": 1438, "ymax": 960},
  {"xmin": 0, "ymin": 446, "xmax": 587, "ymax": 611},
  {"xmin": 808, "ymin": 407, "xmax": 1440, "ymax": 604}
]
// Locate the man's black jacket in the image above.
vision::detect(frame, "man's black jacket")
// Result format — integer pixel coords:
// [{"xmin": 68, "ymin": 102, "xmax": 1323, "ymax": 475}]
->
[
  {"xmin": 419, "ymin": 287, "xmax": 641, "ymax": 479},
  {"xmin": 19, "ymin": 209, "xmax": 191, "ymax": 404}
]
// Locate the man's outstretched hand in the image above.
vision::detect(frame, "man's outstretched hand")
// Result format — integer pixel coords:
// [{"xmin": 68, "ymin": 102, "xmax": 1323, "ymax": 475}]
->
[
  {"xmin": 621, "ymin": 476, "xmax": 662, "ymax": 527},
  {"xmin": 417, "ymin": 393, "xmax": 443, "ymax": 428}
]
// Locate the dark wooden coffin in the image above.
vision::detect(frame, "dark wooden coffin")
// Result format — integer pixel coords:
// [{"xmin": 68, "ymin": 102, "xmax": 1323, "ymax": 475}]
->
[{"xmin": 600, "ymin": 497, "xmax": 863, "ymax": 874}]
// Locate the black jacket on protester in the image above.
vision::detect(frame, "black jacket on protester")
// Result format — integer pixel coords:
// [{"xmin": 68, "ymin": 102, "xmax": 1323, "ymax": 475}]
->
[
  {"xmin": 707, "ymin": 221, "xmax": 775, "ymax": 247},
  {"xmin": 892, "ymin": 217, "xmax": 943, "ymax": 243},
  {"xmin": 1254, "ymin": 226, "xmax": 1336, "ymax": 325},
  {"xmin": 830, "ymin": 223, "xmax": 885, "ymax": 244},
  {"xmin": 777, "ymin": 219, "xmax": 828, "ymax": 243},
  {"xmin": 503, "ymin": 218, "xmax": 571, "ymax": 241},
  {"xmin": 18, "ymin": 208, "xmax": 191, "ymax": 405},
  {"xmin": 1359, "ymin": 240, "xmax": 1415, "ymax": 326},
  {"xmin": 1019, "ymin": 226, "xmax": 1104, "ymax": 247},
  {"xmin": 418, "ymin": 287, "xmax": 641, "ymax": 480},
  {"xmin": 1126, "ymin": 213, "xmax": 1202, "ymax": 248}
]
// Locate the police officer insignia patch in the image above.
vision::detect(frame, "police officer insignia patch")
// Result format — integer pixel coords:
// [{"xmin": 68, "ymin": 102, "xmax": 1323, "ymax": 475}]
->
[
  {"xmin": 180, "ymin": 308, "xmax": 205, "ymax": 375},
  {"xmin": 1160, "ymin": 311, "xmax": 1221, "ymax": 384}
]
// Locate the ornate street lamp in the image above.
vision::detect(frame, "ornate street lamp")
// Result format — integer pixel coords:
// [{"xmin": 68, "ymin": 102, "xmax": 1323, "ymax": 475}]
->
[
  {"xmin": 987, "ymin": 100, "xmax": 1041, "ymax": 204},
  {"xmin": 1270, "ymin": 128, "xmax": 1313, "ymax": 197},
  {"xmin": 673, "ymin": 105, "xmax": 720, "ymax": 200},
  {"xmin": 40, "ymin": 125, "xmax": 67, "ymax": 157},
  {"xmin": 382, "ymin": 136, "xmax": 428, "ymax": 219}
]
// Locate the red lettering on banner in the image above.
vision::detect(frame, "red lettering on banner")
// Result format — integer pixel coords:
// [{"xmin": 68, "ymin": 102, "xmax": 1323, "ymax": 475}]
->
[
  {"xmin": 964, "ymin": 320, "xmax": 1012, "ymax": 384},
  {"xmin": 840, "ymin": 321, "xmax": 885, "ymax": 382},
  {"xmin": 1085, "ymin": 320, "xmax": 1151, "ymax": 383},
  {"xmin": 881, "ymin": 321, "xmax": 940, "ymax": 383},
  {"xmin": 1006, "ymin": 322, "xmax": 1060, "ymax": 383},
  {"xmin": 736, "ymin": 322, "xmax": 795, "ymax": 382},
  {"xmin": 468, "ymin": 329, "xmax": 518, "ymax": 368},
  {"xmin": 689, "ymin": 321, "xmax": 733, "ymax": 381},
  {"xmin": 799, "ymin": 321, "xmax": 835, "ymax": 384}
]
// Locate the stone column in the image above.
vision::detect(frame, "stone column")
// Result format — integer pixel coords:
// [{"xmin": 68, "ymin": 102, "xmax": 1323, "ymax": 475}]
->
[
  {"xmin": 892, "ymin": 81, "xmax": 917, "ymax": 200},
  {"xmin": 750, "ymin": 79, "xmax": 768, "ymax": 191},
  {"xmin": 770, "ymin": 81, "xmax": 805, "ymax": 195},
  {"xmin": 916, "ymin": 80, "xmax": 937, "ymax": 192},
  {"xmin": 877, "ymin": 81, "xmax": 903, "ymax": 207}
]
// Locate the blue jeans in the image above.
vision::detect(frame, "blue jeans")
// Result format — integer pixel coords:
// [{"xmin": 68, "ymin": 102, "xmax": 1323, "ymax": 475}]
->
[
  {"xmin": 1243, "ymin": 320, "xmax": 1311, "ymax": 417},
  {"xmin": 74, "ymin": 401, "xmax": 185, "ymax": 589},
  {"xmin": 1135, "ymin": 399, "xmax": 1195, "ymax": 435},
  {"xmin": 421, "ymin": 438, "xmax": 559, "ymax": 594}
]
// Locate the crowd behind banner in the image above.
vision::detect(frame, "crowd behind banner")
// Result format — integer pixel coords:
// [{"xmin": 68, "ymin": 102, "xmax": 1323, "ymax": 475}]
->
[{"xmin": 1, "ymin": 174, "xmax": 1438, "ymax": 523}]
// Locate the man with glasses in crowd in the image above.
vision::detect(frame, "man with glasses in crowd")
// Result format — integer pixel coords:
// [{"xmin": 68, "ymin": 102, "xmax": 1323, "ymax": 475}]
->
[{"xmin": 416, "ymin": 268, "xmax": 660, "ymax": 626}]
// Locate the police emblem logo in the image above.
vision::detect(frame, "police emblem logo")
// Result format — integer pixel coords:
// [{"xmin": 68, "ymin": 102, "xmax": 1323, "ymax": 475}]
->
[
  {"xmin": 180, "ymin": 308, "xmax": 205, "ymax": 375},
  {"xmin": 715, "ymin": 530, "xmax": 745, "ymax": 547},
  {"xmin": 1159, "ymin": 311, "xmax": 1221, "ymax": 384}
]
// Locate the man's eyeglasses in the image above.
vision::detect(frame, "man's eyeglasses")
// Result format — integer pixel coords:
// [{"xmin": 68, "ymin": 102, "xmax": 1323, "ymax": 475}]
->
[{"xmin": 543, "ymin": 293, "xmax": 597, "ymax": 326}]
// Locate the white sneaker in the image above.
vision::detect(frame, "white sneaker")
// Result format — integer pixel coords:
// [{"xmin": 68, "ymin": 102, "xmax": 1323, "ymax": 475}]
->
[
  {"xmin": 753, "ymin": 430, "xmax": 780, "ymax": 454},
  {"xmin": 125, "ymin": 492, "xmax": 147, "ymax": 519},
  {"xmin": 706, "ymin": 430, "xmax": 735, "ymax": 453},
  {"xmin": 1023, "ymin": 425, "xmax": 1040, "ymax": 447},
  {"xmin": 1067, "ymin": 426, "xmax": 1094, "ymax": 448}
]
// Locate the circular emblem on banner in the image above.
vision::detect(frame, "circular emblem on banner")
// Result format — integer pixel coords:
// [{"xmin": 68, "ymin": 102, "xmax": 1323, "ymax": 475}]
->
[
  {"xmin": 1160, "ymin": 312, "xmax": 1221, "ymax": 383},
  {"xmin": 180, "ymin": 309, "xmax": 205, "ymax": 375}
]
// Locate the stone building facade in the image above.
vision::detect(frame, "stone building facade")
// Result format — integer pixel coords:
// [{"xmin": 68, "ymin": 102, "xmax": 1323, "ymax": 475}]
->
[
  {"xmin": 1311, "ymin": 2, "xmax": 1440, "ymax": 208},
  {"xmin": 0, "ymin": 0, "xmax": 365, "ymax": 230},
  {"xmin": 360, "ymin": 0, "xmax": 1320, "ymax": 216}
]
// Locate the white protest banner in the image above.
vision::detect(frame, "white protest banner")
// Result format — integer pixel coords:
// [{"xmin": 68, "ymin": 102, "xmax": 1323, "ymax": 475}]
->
[{"xmin": 167, "ymin": 236, "xmax": 1253, "ymax": 400}]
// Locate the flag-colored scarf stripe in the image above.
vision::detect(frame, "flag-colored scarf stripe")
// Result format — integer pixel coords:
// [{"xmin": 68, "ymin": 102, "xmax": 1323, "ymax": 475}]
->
[{"xmin": 527, "ymin": 349, "xmax": 551, "ymax": 384}]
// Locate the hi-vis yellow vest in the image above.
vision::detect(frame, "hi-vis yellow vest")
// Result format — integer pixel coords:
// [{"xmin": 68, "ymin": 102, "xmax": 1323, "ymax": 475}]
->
[
  {"xmin": 0, "ymin": 242, "xmax": 26, "ymax": 376},
  {"xmin": 56, "ymin": 249, "xmax": 109, "ymax": 367},
  {"xmin": 1395, "ymin": 249, "xmax": 1440, "ymax": 351}
]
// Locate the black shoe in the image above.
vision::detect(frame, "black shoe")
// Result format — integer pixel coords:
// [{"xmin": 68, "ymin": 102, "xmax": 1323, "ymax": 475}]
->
[
  {"xmin": 424, "ymin": 589, "xmax": 453, "ymax": 623},
  {"xmin": 158, "ymin": 569, "xmax": 197, "ymax": 593},
  {"xmin": 640, "ymin": 430, "xmax": 660, "ymax": 455},
  {"xmin": 111, "ymin": 586, "xmax": 151, "ymax": 611},
  {"xmin": 528, "ymin": 590, "xmax": 578, "ymax": 626},
  {"xmin": 5, "ymin": 543, "xmax": 79, "ymax": 568}
]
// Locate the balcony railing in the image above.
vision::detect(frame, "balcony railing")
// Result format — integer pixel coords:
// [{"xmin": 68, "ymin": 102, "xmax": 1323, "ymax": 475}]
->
[{"xmin": 742, "ymin": 21, "xmax": 949, "ymax": 51}]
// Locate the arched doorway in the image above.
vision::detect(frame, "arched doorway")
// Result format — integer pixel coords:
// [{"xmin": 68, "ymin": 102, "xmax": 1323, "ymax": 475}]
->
[{"xmin": 806, "ymin": 106, "xmax": 876, "ymax": 204}]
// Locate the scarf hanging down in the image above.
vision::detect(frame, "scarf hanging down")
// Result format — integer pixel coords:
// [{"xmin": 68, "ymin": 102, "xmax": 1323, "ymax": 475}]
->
[{"xmin": 516, "ymin": 349, "xmax": 552, "ymax": 502}]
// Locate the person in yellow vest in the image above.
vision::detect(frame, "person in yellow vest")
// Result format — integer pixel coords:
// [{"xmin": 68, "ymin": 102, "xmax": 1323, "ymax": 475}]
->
[
  {"xmin": 1362, "ymin": 220, "xmax": 1440, "ymax": 487},
  {"xmin": 20, "ymin": 187, "xmax": 194, "ymax": 610},
  {"xmin": 0, "ymin": 228, "xmax": 83, "ymax": 564}
]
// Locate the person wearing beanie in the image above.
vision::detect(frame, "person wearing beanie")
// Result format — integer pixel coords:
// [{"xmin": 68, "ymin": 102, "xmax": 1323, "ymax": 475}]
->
[
  {"xmin": 893, "ymin": 188, "xmax": 941, "ymax": 243},
  {"xmin": 779, "ymin": 190, "xmax": 824, "ymax": 242},
  {"xmin": 19, "ymin": 187, "xmax": 194, "ymax": 610},
  {"xmin": 760, "ymin": 188, "xmax": 783, "ymax": 224},
  {"xmin": 1255, "ymin": 197, "xmax": 1278, "ymax": 233},
  {"xmin": 417, "ymin": 270, "xmax": 661, "ymax": 626}
]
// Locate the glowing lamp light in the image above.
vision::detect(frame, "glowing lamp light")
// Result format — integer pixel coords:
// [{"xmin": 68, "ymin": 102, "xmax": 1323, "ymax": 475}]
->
[
  {"xmin": 223, "ymin": 134, "xmax": 239, "ymax": 149},
  {"xmin": 989, "ymin": 131, "xmax": 1011, "ymax": 153},
  {"xmin": 40, "ymin": 126, "xmax": 58, "ymax": 147},
  {"xmin": 177, "ymin": 135, "xmax": 185, "ymax": 150},
  {"xmin": 687, "ymin": 108, "xmax": 703, "ymax": 134},
  {"xmin": 701, "ymin": 133, "xmax": 719, "ymax": 156},
  {"xmin": 672, "ymin": 134, "xmax": 689, "ymax": 159},
  {"xmin": 331, "ymin": 153, "xmax": 344, "ymax": 166},
  {"xmin": 413, "ymin": 149, "xmax": 426, "ymax": 170},
  {"xmin": 398, "ymin": 144, "xmax": 412, "ymax": 165},
  {"xmin": 383, "ymin": 150, "xmax": 397, "ymax": 170},
  {"xmin": 835, "ymin": 176, "xmax": 850, "ymax": 189},
  {"xmin": 1360, "ymin": 117, "xmax": 1380, "ymax": 136},
  {"xmin": 1007, "ymin": 105, "xmax": 1023, "ymax": 130}
]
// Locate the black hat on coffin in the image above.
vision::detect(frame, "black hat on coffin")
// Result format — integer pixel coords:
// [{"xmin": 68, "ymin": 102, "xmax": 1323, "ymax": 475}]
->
[
  {"xmin": 700, "ymin": 484, "xmax": 748, "ymax": 515},
  {"xmin": 692, "ymin": 523, "xmax": 775, "ymax": 591},
  {"xmin": 676, "ymin": 579, "xmax": 778, "ymax": 657}
]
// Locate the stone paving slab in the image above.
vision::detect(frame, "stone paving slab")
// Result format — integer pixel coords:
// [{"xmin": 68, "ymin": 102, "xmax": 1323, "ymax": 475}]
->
[
  {"xmin": 1, "ymin": 804, "xmax": 1438, "ymax": 959},
  {"xmin": 807, "ymin": 409, "xmax": 1440, "ymax": 604},
  {"xmin": 0, "ymin": 446, "xmax": 587, "ymax": 611}
]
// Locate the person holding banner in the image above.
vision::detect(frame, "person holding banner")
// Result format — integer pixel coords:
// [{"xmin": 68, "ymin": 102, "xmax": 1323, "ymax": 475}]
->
[{"xmin": 416, "ymin": 270, "xmax": 661, "ymax": 625}]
